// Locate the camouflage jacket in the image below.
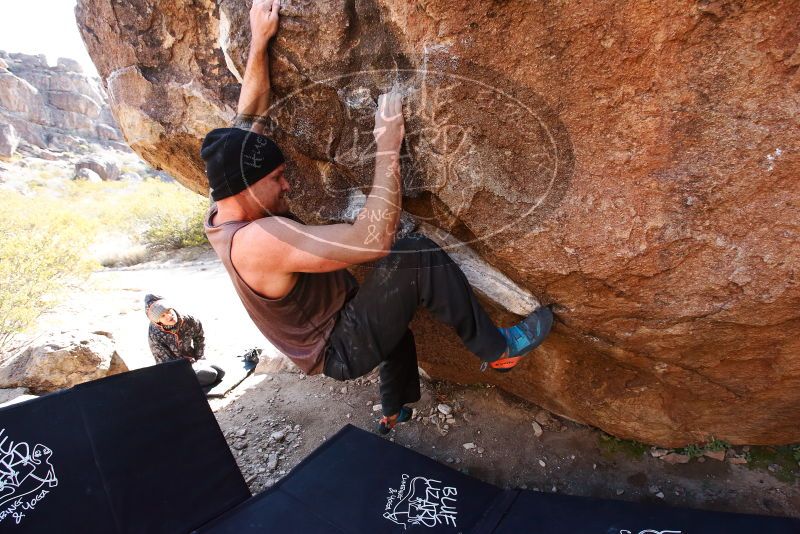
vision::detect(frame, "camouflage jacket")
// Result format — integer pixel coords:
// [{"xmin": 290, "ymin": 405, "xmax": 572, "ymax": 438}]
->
[{"xmin": 145, "ymin": 295, "xmax": 205, "ymax": 364}]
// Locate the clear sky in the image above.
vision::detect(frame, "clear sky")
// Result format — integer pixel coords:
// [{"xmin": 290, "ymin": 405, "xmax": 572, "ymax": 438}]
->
[{"xmin": 0, "ymin": 0, "xmax": 99, "ymax": 76}]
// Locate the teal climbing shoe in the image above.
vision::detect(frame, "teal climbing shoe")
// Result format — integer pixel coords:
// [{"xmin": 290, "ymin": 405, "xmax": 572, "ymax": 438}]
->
[
  {"xmin": 490, "ymin": 306, "xmax": 554, "ymax": 372},
  {"xmin": 377, "ymin": 405, "xmax": 413, "ymax": 435}
]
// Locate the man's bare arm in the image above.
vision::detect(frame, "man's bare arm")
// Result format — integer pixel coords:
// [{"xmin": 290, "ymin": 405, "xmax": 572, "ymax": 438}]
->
[
  {"xmin": 233, "ymin": 0, "xmax": 280, "ymax": 134},
  {"xmin": 352, "ymin": 90, "xmax": 405, "ymax": 255},
  {"xmin": 237, "ymin": 91, "xmax": 405, "ymax": 274}
]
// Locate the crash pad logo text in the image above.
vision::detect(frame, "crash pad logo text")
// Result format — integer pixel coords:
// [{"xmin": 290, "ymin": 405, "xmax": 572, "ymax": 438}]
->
[
  {"xmin": 0, "ymin": 429, "xmax": 58, "ymax": 525},
  {"xmin": 383, "ymin": 474, "xmax": 457, "ymax": 529}
]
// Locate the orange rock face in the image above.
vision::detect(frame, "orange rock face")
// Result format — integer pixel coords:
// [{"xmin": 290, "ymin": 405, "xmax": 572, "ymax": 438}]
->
[{"xmin": 76, "ymin": 0, "xmax": 800, "ymax": 446}]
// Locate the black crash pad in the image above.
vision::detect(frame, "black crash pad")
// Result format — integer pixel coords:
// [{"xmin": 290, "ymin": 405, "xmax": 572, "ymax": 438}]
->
[
  {"xmin": 492, "ymin": 489, "xmax": 800, "ymax": 534},
  {"xmin": 1, "ymin": 363, "xmax": 797, "ymax": 534},
  {"xmin": 0, "ymin": 361, "xmax": 249, "ymax": 533},
  {"xmin": 196, "ymin": 424, "xmax": 800, "ymax": 534}
]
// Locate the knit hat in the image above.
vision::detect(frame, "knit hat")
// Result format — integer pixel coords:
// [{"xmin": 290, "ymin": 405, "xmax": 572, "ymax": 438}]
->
[
  {"xmin": 200, "ymin": 127, "xmax": 285, "ymax": 201},
  {"xmin": 146, "ymin": 298, "xmax": 172, "ymax": 324}
]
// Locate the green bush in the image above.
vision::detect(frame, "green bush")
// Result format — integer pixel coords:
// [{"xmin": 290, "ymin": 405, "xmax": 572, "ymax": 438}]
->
[
  {"xmin": 682, "ymin": 444, "xmax": 703, "ymax": 459},
  {"xmin": 133, "ymin": 180, "xmax": 209, "ymax": 251},
  {"xmin": 0, "ymin": 193, "xmax": 96, "ymax": 353},
  {"xmin": 598, "ymin": 433, "xmax": 649, "ymax": 459},
  {"xmin": 705, "ymin": 437, "xmax": 730, "ymax": 452},
  {"xmin": 745, "ymin": 445, "xmax": 800, "ymax": 483},
  {"xmin": 141, "ymin": 206, "xmax": 209, "ymax": 251},
  {"xmin": 64, "ymin": 178, "xmax": 210, "ymax": 252},
  {"xmin": 680, "ymin": 436, "xmax": 731, "ymax": 458}
]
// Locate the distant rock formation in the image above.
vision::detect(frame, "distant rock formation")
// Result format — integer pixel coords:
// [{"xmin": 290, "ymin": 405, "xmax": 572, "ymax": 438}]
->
[
  {"xmin": 0, "ymin": 51, "xmax": 125, "ymax": 156},
  {"xmin": 0, "ymin": 123, "xmax": 18, "ymax": 157},
  {"xmin": 74, "ymin": 154, "xmax": 120, "ymax": 181},
  {"xmin": 75, "ymin": 0, "xmax": 800, "ymax": 446}
]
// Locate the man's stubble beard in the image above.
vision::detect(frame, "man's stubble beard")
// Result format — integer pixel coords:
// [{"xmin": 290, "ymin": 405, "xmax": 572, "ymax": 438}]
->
[{"xmin": 264, "ymin": 197, "xmax": 291, "ymax": 217}]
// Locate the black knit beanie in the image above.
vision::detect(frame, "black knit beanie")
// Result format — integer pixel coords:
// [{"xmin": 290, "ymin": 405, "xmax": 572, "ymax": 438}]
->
[{"xmin": 200, "ymin": 127, "xmax": 285, "ymax": 201}]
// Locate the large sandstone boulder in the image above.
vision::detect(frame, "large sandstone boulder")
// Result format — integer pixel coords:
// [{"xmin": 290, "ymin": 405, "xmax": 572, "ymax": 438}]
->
[
  {"xmin": 73, "ymin": 167, "xmax": 103, "ymax": 183},
  {"xmin": 57, "ymin": 57, "xmax": 83, "ymax": 73},
  {"xmin": 76, "ymin": 0, "xmax": 800, "ymax": 446},
  {"xmin": 0, "ymin": 70, "xmax": 41, "ymax": 116},
  {"xmin": 1, "ymin": 116, "xmax": 46, "ymax": 147},
  {"xmin": 74, "ymin": 2, "xmax": 237, "ymax": 195},
  {"xmin": 75, "ymin": 154, "xmax": 120, "ymax": 180},
  {"xmin": 0, "ymin": 332, "xmax": 128, "ymax": 394},
  {"xmin": 96, "ymin": 122, "xmax": 122, "ymax": 141},
  {"xmin": 48, "ymin": 90, "xmax": 102, "ymax": 117}
]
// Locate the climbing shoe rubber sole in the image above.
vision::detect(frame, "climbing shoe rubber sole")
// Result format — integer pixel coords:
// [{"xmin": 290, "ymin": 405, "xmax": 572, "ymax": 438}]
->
[{"xmin": 377, "ymin": 405, "xmax": 413, "ymax": 435}]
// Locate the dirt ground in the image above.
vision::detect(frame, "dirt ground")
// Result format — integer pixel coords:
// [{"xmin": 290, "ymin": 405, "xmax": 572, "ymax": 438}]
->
[{"xmin": 29, "ymin": 248, "xmax": 800, "ymax": 520}]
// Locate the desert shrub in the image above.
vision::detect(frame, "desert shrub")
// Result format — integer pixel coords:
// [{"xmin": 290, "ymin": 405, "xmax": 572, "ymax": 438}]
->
[
  {"xmin": 705, "ymin": 437, "xmax": 730, "ymax": 452},
  {"xmin": 682, "ymin": 444, "xmax": 703, "ymax": 459},
  {"xmin": 0, "ymin": 192, "xmax": 96, "ymax": 353},
  {"xmin": 680, "ymin": 437, "xmax": 731, "ymax": 459},
  {"xmin": 141, "ymin": 206, "xmax": 209, "ymax": 251},
  {"xmin": 65, "ymin": 178, "xmax": 209, "ymax": 252},
  {"xmin": 598, "ymin": 433, "xmax": 649, "ymax": 459},
  {"xmin": 132, "ymin": 180, "xmax": 209, "ymax": 251}
]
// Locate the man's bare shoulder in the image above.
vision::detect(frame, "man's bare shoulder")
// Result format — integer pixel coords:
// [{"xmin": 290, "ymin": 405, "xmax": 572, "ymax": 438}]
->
[
  {"xmin": 231, "ymin": 216, "xmax": 300, "ymax": 298},
  {"xmin": 233, "ymin": 216, "xmax": 276, "ymax": 257},
  {"xmin": 236, "ymin": 214, "xmax": 304, "ymax": 248},
  {"xmin": 234, "ymin": 215, "xmax": 359, "ymax": 275}
]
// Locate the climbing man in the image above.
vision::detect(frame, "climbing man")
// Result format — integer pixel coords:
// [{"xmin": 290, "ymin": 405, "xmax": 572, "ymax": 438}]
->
[{"xmin": 201, "ymin": 0, "xmax": 554, "ymax": 433}]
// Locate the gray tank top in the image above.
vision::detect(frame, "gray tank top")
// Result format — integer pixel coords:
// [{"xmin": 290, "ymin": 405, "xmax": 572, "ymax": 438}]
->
[{"xmin": 204, "ymin": 205, "xmax": 356, "ymax": 374}]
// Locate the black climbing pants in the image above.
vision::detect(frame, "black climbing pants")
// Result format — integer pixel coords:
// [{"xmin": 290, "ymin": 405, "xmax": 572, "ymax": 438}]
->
[{"xmin": 323, "ymin": 234, "xmax": 507, "ymax": 417}]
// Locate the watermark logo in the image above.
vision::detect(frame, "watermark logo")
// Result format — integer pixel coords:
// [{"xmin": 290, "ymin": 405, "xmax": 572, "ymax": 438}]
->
[{"xmin": 236, "ymin": 52, "xmax": 574, "ymax": 256}]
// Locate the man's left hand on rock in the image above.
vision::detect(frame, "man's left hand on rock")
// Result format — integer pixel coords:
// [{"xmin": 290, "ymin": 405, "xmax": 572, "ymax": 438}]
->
[{"xmin": 250, "ymin": 0, "xmax": 280, "ymax": 47}]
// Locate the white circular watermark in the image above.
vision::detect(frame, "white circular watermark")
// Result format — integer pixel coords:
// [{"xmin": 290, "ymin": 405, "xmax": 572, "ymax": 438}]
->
[{"xmin": 239, "ymin": 57, "xmax": 573, "ymax": 257}]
